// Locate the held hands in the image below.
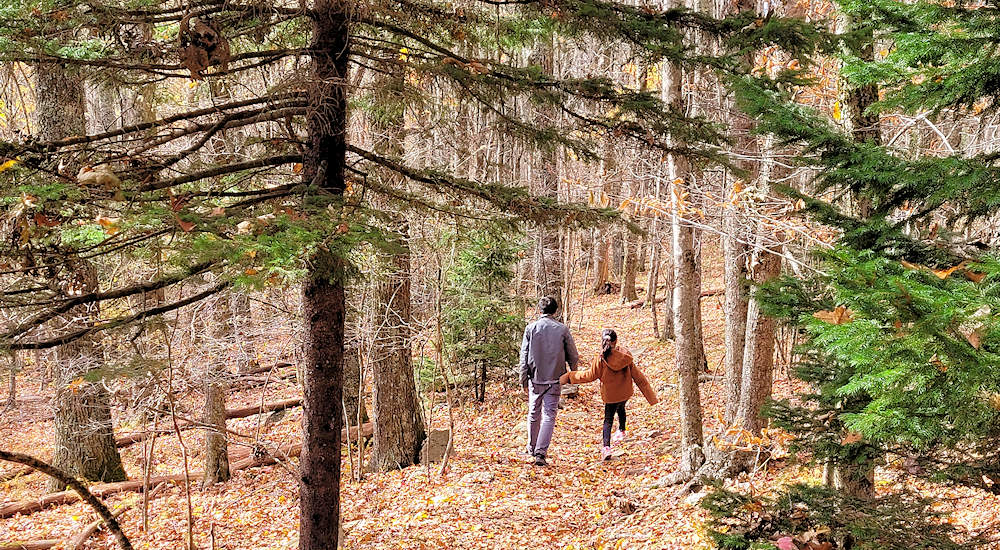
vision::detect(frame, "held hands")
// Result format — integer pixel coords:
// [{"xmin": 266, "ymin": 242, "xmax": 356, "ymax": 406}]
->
[{"xmin": 559, "ymin": 373, "xmax": 570, "ymax": 385}]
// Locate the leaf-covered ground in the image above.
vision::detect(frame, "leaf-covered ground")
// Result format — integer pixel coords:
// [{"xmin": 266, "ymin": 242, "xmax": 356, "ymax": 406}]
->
[{"xmin": 2, "ymin": 246, "xmax": 998, "ymax": 549}]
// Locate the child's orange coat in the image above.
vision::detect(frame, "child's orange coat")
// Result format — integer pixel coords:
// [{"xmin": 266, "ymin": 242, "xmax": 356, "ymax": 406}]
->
[{"xmin": 563, "ymin": 348, "xmax": 658, "ymax": 404}]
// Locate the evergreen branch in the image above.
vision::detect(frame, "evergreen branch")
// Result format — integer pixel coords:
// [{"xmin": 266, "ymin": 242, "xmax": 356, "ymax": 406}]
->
[
  {"xmin": 137, "ymin": 155, "xmax": 302, "ymax": 192},
  {"xmin": 0, "ymin": 262, "xmax": 217, "ymax": 342},
  {"xmin": 7, "ymin": 282, "xmax": 229, "ymax": 351}
]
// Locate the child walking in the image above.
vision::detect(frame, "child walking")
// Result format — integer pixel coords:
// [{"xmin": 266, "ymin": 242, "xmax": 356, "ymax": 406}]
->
[{"xmin": 560, "ymin": 329, "xmax": 659, "ymax": 460}]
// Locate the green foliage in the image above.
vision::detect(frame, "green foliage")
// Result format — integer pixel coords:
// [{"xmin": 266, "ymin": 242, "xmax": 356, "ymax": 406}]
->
[
  {"xmin": 702, "ymin": 482, "xmax": 967, "ymax": 549},
  {"xmin": 443, "ymin": 230, "xmax": 525, "ymax": 400}
]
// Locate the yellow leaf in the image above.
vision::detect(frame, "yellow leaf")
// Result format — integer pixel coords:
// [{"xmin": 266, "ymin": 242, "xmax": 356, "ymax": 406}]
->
[
  {"xmin": 832, "ymin": 100, "xmax": 842, "ymax": 121},
  {"xmin": 0, "ymin": 158, "xmax": 18, "ymax": 173}
]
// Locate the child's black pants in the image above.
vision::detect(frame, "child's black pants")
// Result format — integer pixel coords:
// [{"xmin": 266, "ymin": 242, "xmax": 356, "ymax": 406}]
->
[{"xmin": 602, "ymin": 401, "xmax": 626, "ymax": 446}]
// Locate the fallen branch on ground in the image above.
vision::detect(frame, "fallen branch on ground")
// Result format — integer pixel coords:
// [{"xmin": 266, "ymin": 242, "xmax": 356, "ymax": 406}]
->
[
  {"xmin": 628, "ymin": 289, "xmax": 722, "ymax": 309},
  {"xmin": 115, "ymin": 398, "xmax": 303, "ymax": 448},
  {"xmin": 0, "ymin": 422, "xmax": 371, "ymax": 518},
  {"xmin": 0, "ymin": 450, "xmax": 133, "ymax": 550}
]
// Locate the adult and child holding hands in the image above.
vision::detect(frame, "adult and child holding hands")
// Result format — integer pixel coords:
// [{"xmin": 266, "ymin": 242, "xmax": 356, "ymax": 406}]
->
[{"xmin": 519, "ymin": 296, "xmax": 659, "ymax": 466}]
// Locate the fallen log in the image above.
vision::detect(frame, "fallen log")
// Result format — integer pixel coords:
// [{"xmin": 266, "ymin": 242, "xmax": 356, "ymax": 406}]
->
[
  {"xmin": 627, "ymin": 288, "xmax": 723, "ymax": 309},
  {"xmin": 114, "ymin": 398, "xmax": 304, "ymax": 448},
  {"xmin": 0, "ymin": 541, "xmax": 61, "ymax": 550},
  {"xmin": 225, "ymin": 397, "xmax": 302, "ymax": 419},
  {"xmin": 0, "ymin": 422, "xmax": 371, "ymax": 519},
  {"xmin": 238, "ymin": 362, "xmax": 294, "ymax": 376}
]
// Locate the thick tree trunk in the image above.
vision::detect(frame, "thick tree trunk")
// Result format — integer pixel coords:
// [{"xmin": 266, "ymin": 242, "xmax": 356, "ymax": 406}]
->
[
  {"xmin": 370, "ymin": 247, "xmax": 426, "ymax": 471},
  {"xmin": 202, "ymin": 294, "xmax": 231, "ymax": 486},
  {"xmin": 37, "ymin": 65, "xmax": 127, "ymax": 492},
  {"xmin": 592, "ymin": 231, "xmax": 611, "ymax": 293},
  {"xmin": 666, "ymin": 56, "xmax": 704, "ymax": 475},
  {"xmin": 825, "ymin": 14, "xmax": 879, "ymax": 499},
  {"xmin": 299, "ymin": 1, "xmax": 349, "ymax": 547},
  {"xmin": 201, "ymin": 377, "xmax": 229, "ymax": 485},
  {"xmin": 735, "ymin": 243, "xmax": 781, "ymax": 437},
  {"xmin": 721, "ymin": 204, "xmax": 749, "ymax": 425}
]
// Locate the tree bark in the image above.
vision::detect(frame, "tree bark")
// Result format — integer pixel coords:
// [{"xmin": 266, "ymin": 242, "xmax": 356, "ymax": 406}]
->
[
  {"xmin": 370, "ymin": 247, "xmax": 426, "ymax": 471},
  {"xmin": 592, "ymin": 234, "xmax": 611, "ymax": 293},
  {"xmin": 666, "ymin": 56, "xmax": 704, "ymax": 475},
  {"xmin": 620, "ymin": 200, "xmax": 639, "ymax": 302},
  {"xmin": 342, "ymin": 339, "xmax": 368, "ymax": 426},
  {"xmin": 692, "ymin": 230, "xmax": 708, "ymax": 371},
  {"xmin": 299, "ymin": 1, "xmax": 349, "ymax": 547},
  {"xmin": 826, "ymin": 13, "xmax": 880, "ymax": 499},
  {"xmin": 735, "ymin": 243, "xmax": 781, "ymax": 437},
  {"xmin": 721, "ymin": 200, "xmax": 749, "ymax": 425},
  {"xmin": 38, "ymin": 65, "xmax": 127, "ymax": 491},
  {"xmin": 531, "ymin": 38, "xmax": 564, "ymax": 313},
  {"xmin": 202, "ymin": 295, "xmax": 231, "ymax": 486}
]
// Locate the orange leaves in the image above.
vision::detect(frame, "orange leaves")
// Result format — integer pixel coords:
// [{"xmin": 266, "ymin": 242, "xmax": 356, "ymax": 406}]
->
[
  {"xmin": 33, "ymin": 212, "xmax": 59, "ymax": 228},
  {"xmin": 900, "ymin": 259, "xmax": 986, "ymax": 283},
  {"xmin": 96, "ymin": 216, "xmax": 121, "ymax": 235},
  {"xmin": 813, "ymin": 306, "xmax": 853, "ymax": 325},
  {"xmin": 440, "ymin": 56, "xmax": 489, "ymax": 75},
  {"xmin": 840, "ymin": 431, "xmax": 863, "ymax": 445}
]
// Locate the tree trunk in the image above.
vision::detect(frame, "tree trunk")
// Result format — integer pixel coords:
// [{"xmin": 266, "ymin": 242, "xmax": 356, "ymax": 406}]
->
[
  {"xmin": 342, "ymin": 340, "xmax": 368, "ymax": 426},
  {"xmin": 824, "ymin": 13, "xmax": 879, "ymax": 499},
  {"xmin": 370, "ymin": 246, "xmax": 427, "ymax": 471},
  {"xmin": 666, "ymin": 56, "xmax": 704, "ymax": 475},
  {"xmin": 620, "ymin": 204, "xmax": 639, "ymax": 302},
  {"xmin": 299, "ymin": 1, "xmax": 349, "ymax": 547},
  {"xmin": 592, "ymin": 231, "xmax": 611, "ymax": 293},
  {"xmin": 532, "ymin": 38, "xmax": 564, "ymax": 313},
  {"xmin": 692, "ymin": 230, "xmax": 708, "ymax": 371},
  {"xmin": 735, "ymin": 244, "xmax": 781, "ymax": 437},
  {"xmin": 201, "ymin": 377, "xmax": 229, "ymax": 486},
  {"xmin": 37, "ymin": 65, "xmax": 127, "ymax": 492},
  {"xmin": 721, "ymin": 198, "xmax": 749, "ymax": 425},
  {"xmin": 202, "ymin": 294, "xmax": 231, "ymax": 486},
  {"xmin": 4, "ymin": 353, "xmax": 17, "ymax": 408}
]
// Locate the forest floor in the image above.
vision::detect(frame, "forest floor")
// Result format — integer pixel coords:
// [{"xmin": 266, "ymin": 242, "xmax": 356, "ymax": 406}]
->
[{"xmin": 2, "ymin": 248, "xmax": 999, "ymax": 549}]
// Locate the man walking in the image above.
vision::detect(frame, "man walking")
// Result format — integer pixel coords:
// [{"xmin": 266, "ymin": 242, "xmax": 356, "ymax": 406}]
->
[{"xmin": 520, "ymin": 296, "xmax": 579, "ymax": 466}]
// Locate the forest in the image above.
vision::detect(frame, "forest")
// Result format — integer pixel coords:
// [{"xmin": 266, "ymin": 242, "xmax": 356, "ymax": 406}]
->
[{"xmin": 2, "ymin": 0, "xmax": 1000, "ymax": 547}]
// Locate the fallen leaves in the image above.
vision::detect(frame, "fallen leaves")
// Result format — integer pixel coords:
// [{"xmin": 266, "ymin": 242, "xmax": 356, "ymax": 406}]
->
[{"xmin": 813, "ymin": 305, "xmax": 853, "ymax": 325}]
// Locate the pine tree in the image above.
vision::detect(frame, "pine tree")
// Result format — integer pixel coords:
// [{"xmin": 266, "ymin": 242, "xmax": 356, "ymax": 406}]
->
[
  {"xmin": 705, "ymin": 0, "xmax": 1000, "ymax": 543},
  {"xmin": 0, "ymin": 0, "xmax": 816, "ymax": 545}
]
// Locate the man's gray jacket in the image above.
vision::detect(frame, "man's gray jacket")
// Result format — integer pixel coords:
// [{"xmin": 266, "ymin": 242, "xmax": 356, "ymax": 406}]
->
[{"xmin": 519, "ymin": 314, "xmax": 580, "ymax": 386}]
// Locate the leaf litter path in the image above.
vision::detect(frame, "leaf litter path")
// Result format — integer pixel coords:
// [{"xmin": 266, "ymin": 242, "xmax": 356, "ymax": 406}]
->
[{"xmin": 3, "ymin": 245, "xmax": 998, "ymax": 549}]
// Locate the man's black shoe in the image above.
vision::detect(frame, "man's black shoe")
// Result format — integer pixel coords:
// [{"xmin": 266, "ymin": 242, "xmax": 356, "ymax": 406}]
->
[{"xmin": 533, "ymin": 454, "xmax": 548, "ymax": 467}]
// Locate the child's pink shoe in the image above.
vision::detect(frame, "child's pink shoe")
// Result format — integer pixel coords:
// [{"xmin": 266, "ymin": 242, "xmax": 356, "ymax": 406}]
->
[
  {"xmin": 601, "ymin": 446, "xmax": 613, "ymax": 461},
  {"xmin": 611, "ymin": 430, "xmax": 626, "ymax": 445}
]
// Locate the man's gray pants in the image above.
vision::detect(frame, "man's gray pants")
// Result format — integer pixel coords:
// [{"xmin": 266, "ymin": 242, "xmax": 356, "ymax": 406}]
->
[{"xmin": 526, "ymin": 382, "xmax": 560, "ymax": 458}]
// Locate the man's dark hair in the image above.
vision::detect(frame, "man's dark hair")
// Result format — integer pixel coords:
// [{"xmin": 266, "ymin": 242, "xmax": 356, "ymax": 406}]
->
[{"xmin": 538, "ymin": 296, "xmax": 558, "ymax": 315}]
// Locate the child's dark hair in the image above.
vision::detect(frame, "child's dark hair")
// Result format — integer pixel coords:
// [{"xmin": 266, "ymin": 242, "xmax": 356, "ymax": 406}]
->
[
  {"xmin": 601, "ymin": 329, "xmax": 617, "ymax": 361},
  {"xmin": 538, "ymin": 296, "xmax": 558, "ymax": 315}
]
